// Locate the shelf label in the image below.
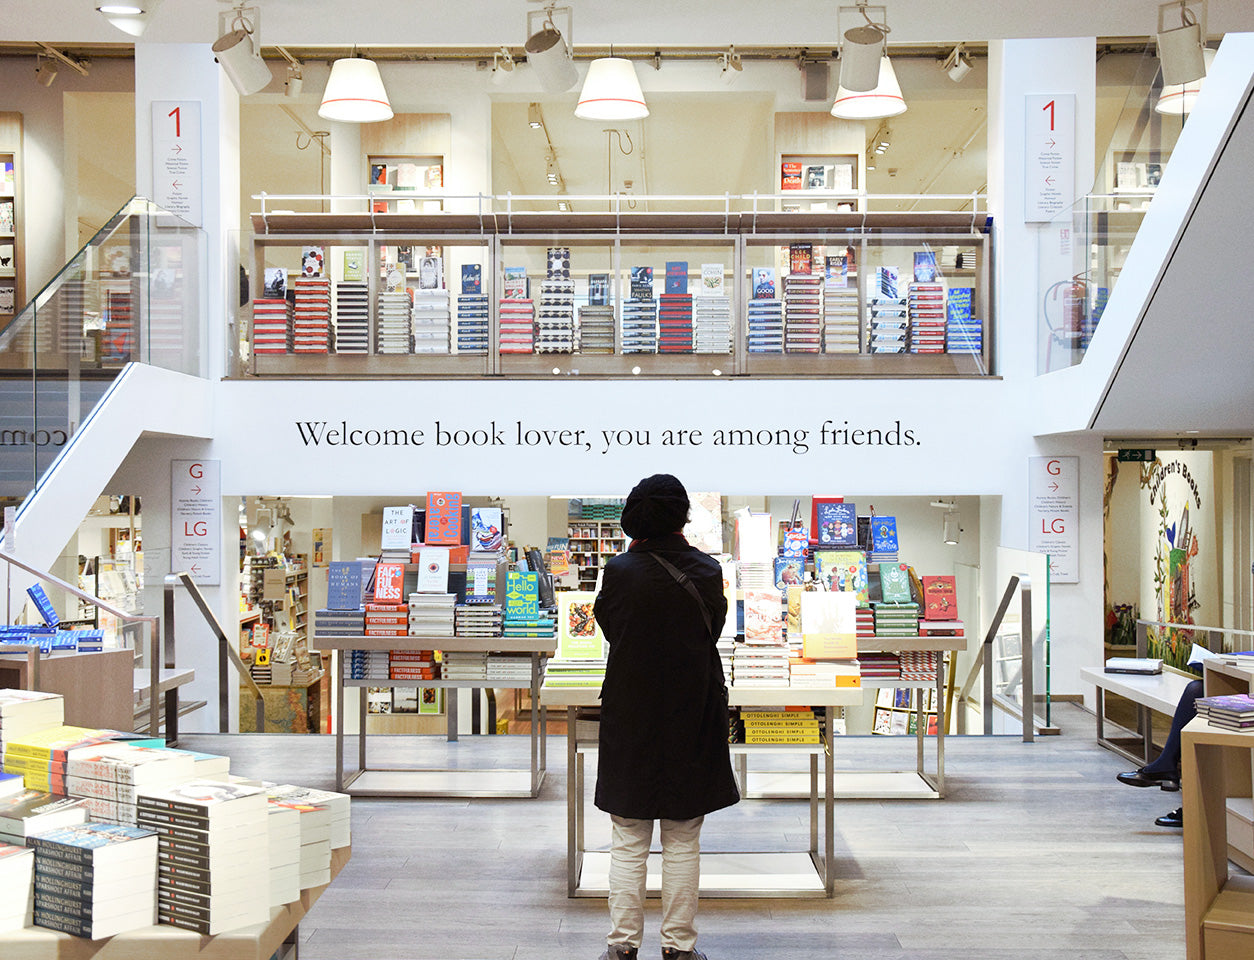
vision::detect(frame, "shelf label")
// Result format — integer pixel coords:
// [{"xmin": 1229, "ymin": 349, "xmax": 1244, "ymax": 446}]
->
[
  {"xmin": 1028, "ymin": 456, "xmax": 1079, "ymax": 583},
  {"xmin": 1024, "ymin": 94, "xmax": 1075, "ymax": 223},
  {"xmin": 152, "ymin": 100, "xmax": 202, "ymax": 226},
  {"xmin": 172, "ymin": 459, "xmax": 220, "ymax": 585}
]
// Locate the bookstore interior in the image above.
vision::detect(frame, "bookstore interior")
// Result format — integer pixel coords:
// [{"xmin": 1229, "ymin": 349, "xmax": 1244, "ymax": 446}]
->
[{"xmin": 1, "ymin": 1, "xmax": 1254, "ymax": 956}]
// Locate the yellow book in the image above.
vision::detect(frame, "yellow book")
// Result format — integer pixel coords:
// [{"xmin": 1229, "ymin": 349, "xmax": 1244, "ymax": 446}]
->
[
  {"xmin": 744, "ymin": 734, "xmax": 822, "ymax": 744},
  {"xmin": 737, "ymin": 711, "xmax": 815, "ymax": 720}
]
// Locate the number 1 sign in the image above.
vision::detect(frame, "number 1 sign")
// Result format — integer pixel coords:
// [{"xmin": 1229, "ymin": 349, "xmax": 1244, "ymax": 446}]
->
[
  {"xmin": 1024, "ymin": 94, "xmax": 1075, "ymax": 223},
  {"xmin": 152, "ymin": 100, "xmax": 202, "ymax": 226}
]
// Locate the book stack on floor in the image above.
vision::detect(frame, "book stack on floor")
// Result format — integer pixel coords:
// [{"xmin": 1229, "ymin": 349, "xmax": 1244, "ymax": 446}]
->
[
  {"xmin": 376, "ymin": 290, "xmax": 412, "ymax": 354},
  {"xmin": 899, "ymin": 650, "xmax": 939, "ymax": 682},
  {"xmin": 411, "ymin": 288, "xmax": 451, "ymax": 354},
  {"xmin": 29, "ymin": 823, "xmax": 158, "ymax": 939},
  {"xmin": 1195, "ymin": 693, "xmax": 1254, "ymax": 730},
  {"xmin": 262, "ymin": 790, "xmax": 331, "ymax": 890},
  {"xmin": 262, "ymin": 801, "xmax": 300, "ymax": 907},
  {"xmin": 408, "ymin": 593, "xmax": 456, "ymax": 639},
  {"xmin": 946, "ymin": 287, "xmax": 982, "ymax": 354},
  {"xmin": 389, "ymin": 649, "xmax": 436, "ymax": 684},
  {"xmin": 908, "ymin": 281, "xmax": 946, "ymax": 354},
  {"xmin": 333, "ymin": 282, "xmax": 370, "ymax": 354},
  {"xmin": 498, "ymin": 297, "xmax": 535, "ymax": 354},
  {"xmin": 455, "ymin": 604, "xmax": 502, "ymax": 637},
  {"xmin": 783, "ymin": 272, "xmax": 822, "ymax": 354},
  {"xmin": 137, "ymin": 780, "xmax": 271, "ymax": 934},
  {"xmin": 746, "ymin": 296, "xmax": 784, "ymax": 353},
  {"xmin": 0, "ymin": 842, "xmax": 33, "ymax": 933},
  {"xmin": 536, "ymin": 277, "xmax": 575, "ymax": 353},
  {"xmin": 293, "ymin": 276, "xmax": 333, "ymax": 354},
  {"xmin": 577, "ymin": 304, "xmax": 616, "ymax": 354},
  {"xmin": 0, "ymin": 689, "xmax": 63, "ymax": 757},
  {"xmin": 858, "ymin": 652, "xmax": 900, "ymax": 682},
  {"xmin": 868, "ymin": 267, "xmax": 906, "ymax": 355},
  {"xmin": 65, "ymin": 744, "xmax": 196, "ymax": 826},
  {"xmin": 251, "ymin": 298, "xmax": 291, "ymax": 355},
  {"xmin": 0, "ymin": 789, "xmax": 87, "ymax": 845},
  {"xmin": 455, "ymin": 292, "xmax": 490, "ymax": 355},
  {"xmin": 740, "ymin": 708, "xmax": 821, "ymax": 744}
]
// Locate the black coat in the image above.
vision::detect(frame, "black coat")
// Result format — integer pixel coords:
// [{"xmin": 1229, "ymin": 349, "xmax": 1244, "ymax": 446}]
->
[{"xmin": 593, "ymin": 534, "xmax": 740, "ymax": 821}]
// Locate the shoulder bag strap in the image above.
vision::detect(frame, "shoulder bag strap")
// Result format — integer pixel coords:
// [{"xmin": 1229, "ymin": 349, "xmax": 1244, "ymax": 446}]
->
[{"xmin": 648, "ymin": 552, "xmax": 714, "ymax": 638}]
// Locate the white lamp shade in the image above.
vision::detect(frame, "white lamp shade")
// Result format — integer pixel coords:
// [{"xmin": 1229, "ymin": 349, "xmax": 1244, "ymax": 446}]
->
[
  {"xmin": 831, "ymin": 56, "xmax": 906, "ymax": 120},
  {"xmin": 1157, "ymin": 20, "xmax": 1206, "ymax": 87},
  {"xmin": 212, "ymin": 28, "xmax": 273, "ymax": 96},
  {"xmin": 1157, "ymin": 46, "xmax": 1215, "ymax": 115},
  {"xmin": 575, "ymin": 57, "xmax": 649, "ymax": 121},
  {"xmin": 525, "ymin": 27, "xmax": 578, "ymax": 93},
  {"xmin": 319, "ymin": 58, "xmax": 394, "ymax": 123}
]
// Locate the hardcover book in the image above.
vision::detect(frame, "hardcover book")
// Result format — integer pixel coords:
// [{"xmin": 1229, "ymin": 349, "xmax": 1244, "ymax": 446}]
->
[
  {"xmin": 629, "ymin": 266, "xmax": 654, "ymax": 300},
  {"xmin": 326, "ymin": 561, "xmax": 364, "ymax": 610},
  {"xmin": 799, "ymin": 591, "xmax": 857, "ymax": 660},
  {"xmin": 372, "ymin": 562, "xmax": 405, "ymax": 603},
  {"xmin": 587, "ymin": 273, "xmax": 610, "ymax": 305},
  {"xmin": 380, "ymin": 506, "xmax": 415, "ymax": 550},
  {"xmin": 752, "ymin": 267, "xmax": 776, "ymax": 299},
  {"xmin": 505, "ymin": 572, "xmax": 540, "ymax": 621},
  {"xmin": 871, "ymin": 517, "xmax": 899, "ymax": 555},
  {"xmin": 921, "ymin": 575, "xmax": 957, "ymax": 620},
  {"xmin": 700, "ymin": 263, "xmax": 724, "ymax": 296},
  {"xmin": 773, "ymin": 557, "xmax": 805, "ymax": 591},
  {"xmin": 460, "ymin": 263, "xmax": 482, "ymax": 295},
  {"xmin": 814, "ymin": 550, "xmax": 869, "ymax": 603},
  {"xmin": 789, "ymin": 243, "xmax": 813, "ymax": 275},
  {"xmin": 664, "ymin": 261, "xmax": 688, "ymax": 295},
  {"xmin": 558, "ymin": 592, "xmax": 605, "ymax": 659},
  {"xmin": 743, "ymin": 589, "xmax": 785, "ymax": 645},
  {"xmin": 415, "ymin": 548, "xmax": 450, "ymax": 593},
  {"xmin": 815, "ymin": 501, "xmax": 858, "ymax": 547},
  {"xmin": 502, "ymin": 266, "xmax": 528, "ymax": 299},
  {"xmin": 301, "ymin": 246, "xmax": 325, "ymax": 277},
  {"xmin": 913, "ymin": 250, "xmax": 939, "ymax": 283},
  {"xmin": 470, "ymin": 507, "xmax": 504, "ymax": 552},
  {"xmin": 879, "ymin": 563, "xmax": 912, "ymax": 603},
  {"xmin": 424, "ymin": 491, "xmax": 462, "ymax": 545}
]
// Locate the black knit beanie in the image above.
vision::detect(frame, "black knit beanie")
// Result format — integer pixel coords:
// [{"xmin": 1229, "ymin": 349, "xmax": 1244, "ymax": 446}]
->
[{"xmin": 621, "ymin": 474, "xmax": 690, "ymax": 539}]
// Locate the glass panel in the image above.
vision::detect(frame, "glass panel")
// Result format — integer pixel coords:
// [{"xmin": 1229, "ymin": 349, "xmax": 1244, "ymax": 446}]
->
[{"xmin": 992, "ymin": 547, "xmax": 1051, "ymax": 732}]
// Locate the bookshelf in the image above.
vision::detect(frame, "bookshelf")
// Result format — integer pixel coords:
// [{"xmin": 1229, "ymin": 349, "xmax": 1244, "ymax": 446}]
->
[
  {"xmin": 0, "ymin": 113, "xmax": 23, "ymax": 331},
  {"xmin": 566, "ymin": 519, "xmax": 626, "ymax": 589}
]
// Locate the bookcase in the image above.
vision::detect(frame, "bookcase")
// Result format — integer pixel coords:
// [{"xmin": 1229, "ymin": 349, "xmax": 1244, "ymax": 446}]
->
[
  {"xmin": 0, "ymin": 113, "xmax": 23, "ymax": 331},
  {"xmin": 566, "ymin": 519, "xmax": 626, "ymax": 589}
]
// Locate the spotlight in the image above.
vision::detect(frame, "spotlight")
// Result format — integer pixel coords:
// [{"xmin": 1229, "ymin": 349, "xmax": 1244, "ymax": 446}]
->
[
  {"xmin": 528, "ymin": 102, "xmax": 544, "ymax": 129},
  {"xmin": 1157, "ymin": 0, "xmax": 1206, "ymax": 86},
  {"xmin": 212, "ymin": 6, "xmax": 272, "ymax": 96},
  {"xmin": 943, "ymin": 511, "xmax": 960, "ymax": 546},
  {"xmin": 942, "ymin": 44, "xmax": 972, "ymax": 83},
  {"xmin": 284, "ymin": 64, "xmax": 303, "ymax": 98},
  {"xmin": 557, "ymin": 199, "xmax": 571, "ymax": 212},
  {"xmin": 524, "ymin": 5, "xmax": 577, "ymax": 93},
  {"xmin": 545, "ymin": 154, "xmax": 561, "ymax": 186},
  {"xmin": 491, "ymin": 47, "xmax": 515, "ymax": 86},
  {"xmin": 838, "ymin": 3, "xmax": 890, "ymax": 92},
  {"xmin": 96, "ymin": 1, "xmax": 162, "ymax": 37},
  {"xmin": 719, "ymin": 46, "xmax": 743, "ymax": 86},
  {"xmin": 34, "ymin": 58, "xmax": 58, "ymax": 87}
]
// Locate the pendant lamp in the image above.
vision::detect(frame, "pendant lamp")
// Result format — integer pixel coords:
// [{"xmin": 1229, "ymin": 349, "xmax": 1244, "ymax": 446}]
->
[
  {"xmin": 575, "ymin": 57, "xmax": 648, "ymax": 121},
  {"xmin": 319, "ymin": 57, "xmax": 394, "ymax": 123},
  {"xmin": 96, "ymin": 1, "xmax": 162, "ymax": 37},
  {"xmin": 1156, "ymin": 46, "xmax": 1215, "ymax": 115},
  {"xmin": 830, "ymin": 55, "xmax": 906, "ymax": 120}
]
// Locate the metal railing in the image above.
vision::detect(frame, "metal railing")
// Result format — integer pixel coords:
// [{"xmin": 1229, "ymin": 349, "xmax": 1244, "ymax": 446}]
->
[
  {"xmin": 164, "ymin": 572, "xmax": 265, "ymax": 733},
  {"xmin": 0, "ymin": 548, "xmax": 162, "ymax": 735}
]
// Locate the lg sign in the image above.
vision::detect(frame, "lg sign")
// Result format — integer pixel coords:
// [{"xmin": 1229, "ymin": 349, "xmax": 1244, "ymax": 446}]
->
[
  {"xmin": 1028, "ymin": 456, "xmax": 1079, "ymax": 583},
  {"xmin": 172, "ymin": 459, "xmax": 221, "ymax": 586}
]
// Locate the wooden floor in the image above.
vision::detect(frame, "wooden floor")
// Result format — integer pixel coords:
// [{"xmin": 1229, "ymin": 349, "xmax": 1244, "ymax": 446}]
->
[{"xmin": 183, "ymin": 703, "xmax": 1200, "ymax": 960}]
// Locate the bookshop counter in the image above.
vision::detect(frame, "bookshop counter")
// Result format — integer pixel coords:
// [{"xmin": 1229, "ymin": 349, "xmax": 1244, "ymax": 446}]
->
[
  {"xmin": 0, "ymin": 846, "xmax": 349, "ymax": 960},
  {"xmin": 541, "ymin": 684, "xmax": 861, "ymax": 899}
]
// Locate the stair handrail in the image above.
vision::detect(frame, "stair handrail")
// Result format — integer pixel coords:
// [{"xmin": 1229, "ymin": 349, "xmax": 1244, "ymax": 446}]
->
[
  {"xmin": 0, "ymin": 546, "xmax": 162, "ymax": 735},
  {"xmin": 956, "ymin": 573, "xmax": 1039, "ymax": 741},
  {"xmin": 164, "ymin": 573, "xmax": 264, "ymax": 733}
]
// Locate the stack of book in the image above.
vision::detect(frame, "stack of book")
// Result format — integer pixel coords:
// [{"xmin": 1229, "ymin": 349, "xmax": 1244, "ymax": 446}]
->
[
  {"xmin": 292, "ymin": 276, "xmax": 332, "ymax": 354},
  {"xmin": 64, "ymin": 744, "xmax": 196, "ymax": 826},
  {"xmin": 498, "ymin": 298, "xmax": 535, "ymax": 353},
  {"xmin": 899, "ymin": 650, "xmax": 939, "ymax": 682},
  {"xmin": 441, "ymin": 651, "xmax": 488, "ymax": 681},
  {"xmin": 0, "ymin": 790, "xmax": 87, "ymax": 845},
  {"xmin": 917, "ymin": 620, "xmax": 964, "ymax": 646},
  {"xmin": 263, "ymin": 801, "xmax": 300, "ymax": 907},
  {"xmin": 0, "ymin": 689, "xmax": 63, "ymax": 755},
  {"xmin": 376, "ymin": 290, "xmax": 412, "ymax": 354},
  {"xmin": 872, "ymin": 602, "xmax": 921, "ymax": 638},
  {"xmin": 856, "ymin": 605, "xmax": 876, "ymax": 642},
  {"xmin": 658, "ymin": 292, "xmax": 694, "ymax": 353},
  {"xmin": 4, "ymin": 725, "xmax": 105, "ymax": 794},
  {"xmin": 485, "ymin": 653, "xmax": 534, "ymax": 683},
  {"xmin": 455, "ymin": 604, "xmax": 502, "ymax": 636},
  {"xmin": 265, "ymin": 794, "xmax": 331, "ymax": 889},
  {"xmin": 411, "ymin": 288, "xmax": 451, "ymax": 354},
  {"xmin": 746, "ymin": 297, "xmax": 784, "ymax": 353},
  {"xmin": 455, "ymin": 293, "xmax": 490, "ymax": 354},
  {"xmin": 789, "ymin": 659, "xmax": 861, "ymax": 689},
  {"xmin": 716, "ymin": 636, "xmax": 735, "ymax": 679},
  {"xmin": 0, "ymin": 842, "xmax": 33, "ymax": 933},
  {"xmin": 265, "ymin": 784, "xmax": 350, "ymax": 851},
  {"xmin": 503, "ymin": 615, "xmax": 556, "ymax": 642},
  {"xmin": 346, "ymin": 649, "xmax": 389, "ymax": 681},
  {"xmin": 823, "ymin": 256, "xmax": 860, "ymax": 353},
  {"xmin": 1196, "ymin": 693, "xmax": 1254, "ymax": 730},
  {"xmin": 908, "ymin": 282, "xmax": 946, "ymax": 354},
  {"xmin": 536, "ymin": 278, "xmax": 575, "ymax": 353},
  {"xmin": 137, "ymin": 780, "xmax": 271, "ymax": 934},
  {"xmin": 732, "ymin": 643, "xmax": 791, "ymax": 687},
  {"xmin": 783, "ymin": 273, "xmax": 823, "ymax": 353},
  {"xmin": 314, "ymin": 609, "xmax": 365, "ymax": 638},
  {"xmin": 692, "ymin": 295, "xmax": 732, "ymax": 354},
  {"xmin": 858, "ymin": 652, "xmax": 901, "ymax": 681},
  {"xmin": 946, "ymin": 287, "xmax": 982, "ymax": 354},
  {"xmin": 333, "ymin": 281, "xmax": 370, "ymax": 354},
  {"xmin": 407, "ymin": 593, "xmax": 456, "ymax": 638},
  {"xmin": 251, "ymin": 298, "xmax": 291, "ymax": 355},
  {"xmin": 621, "ymin": 297, "xmax": 658, "ymax": 354},
  {"xmin": 868, "ymin": 267, "xmax": 906, "ymax": 354},
  {"xmin": 29, "ymin": 822, "xmax": 158, "ymax": 939},
  {"xmin": 389, "ymin": 649, "xmax": 436, "ymax": 683},
  {"xmin": 737, "ymin": 561, "xmax": 774, "ymax": 591},
  {"xmin": 365, "ymin": 602, "xmax": 409, "ymax": 639},
  {"xmin": 577, "ymin": 304, "xmax": 616, "ymax": 354},
  {"xmin": 542, "ymin": 657, "xmax": 607, "ymax": 688},
  {"xmin": 740, "ymin": 708, "xmax": 821, "ymax": 743}
]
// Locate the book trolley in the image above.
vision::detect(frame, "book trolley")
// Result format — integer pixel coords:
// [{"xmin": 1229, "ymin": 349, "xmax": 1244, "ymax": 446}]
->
[
  {"xmin": 540, "ymin": 683, "xmax": 862, "ymax": 899},
  {"xmin": 312, "ymin": 632, "xmax": 548, "ymax": 798}
]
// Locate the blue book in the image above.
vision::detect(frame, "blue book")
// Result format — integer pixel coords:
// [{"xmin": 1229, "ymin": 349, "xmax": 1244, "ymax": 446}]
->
[
  {"xmin": 505, "ymin": 572, "xmax": 539, "ymax": 621},
  {"xmin": 946, "ymin": 287, "xmax": 974, "ymax": 324},
  {"xmin": 326, "ymin": 561, "xmax": 365, "ymax": 610},
  {"xmin": 816, "ymin": 502, "xmax": 858, "ymax": 547},
  {"xmin": 26, "ymin": 584, "xmax": 60, "ymax": 627},
  {"xmin": 913, "ymin": 250, "xmax": 938, "ymax": 282},
  {"xmin": 461, "ymin": 263, "xmax": 482, "ymax": 295},
  {"xmin": 664, "ymin": 261, "xmax": 688, "ymax": 295},
  {"xmin": 871, "ymin": 517, "xmax": 899, "ymax": 555}
]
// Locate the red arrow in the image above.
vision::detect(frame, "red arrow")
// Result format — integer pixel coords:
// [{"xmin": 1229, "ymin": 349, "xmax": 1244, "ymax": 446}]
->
[
  {"xmin": 171, "ymin": 180, "xmax": 182, "ymax": 189},
  {"xmin": 173, "ymin": 143, "xmax": 183, "ymax": 154},
  {"xmin": 190, "ymin": 484, "xmax": 202, "ymax": 495},
  {"xmin": 1044, "ymin": 176, "xmax": 1055, "ymax": 186},
  {"xmin": 190, "ymin": 563, "xmax": 201, "ymax": 573},
  {"xmin": 1049, "ymin": 482, "xmax": 1060, "ymax": 492},
  {"xmin": 1046, "ymin": 138, "xmax": 1056, "ymax": 148}
]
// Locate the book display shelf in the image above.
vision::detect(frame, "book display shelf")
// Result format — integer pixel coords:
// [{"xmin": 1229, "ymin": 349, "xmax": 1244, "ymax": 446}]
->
[
  {"xmin": 0, "ymin": 113, "xmax": 23, "ymax": 336},
  {"xmin": 239, "ymin": 209, "xmax": 992, "ymax": 379},
  {"xmin": 566, "ymin": 519, "xmax": 626, "ymax": 590},
  {"xmin": 541, "ymin": 684, "xmax": 861, "ymax": 899}
]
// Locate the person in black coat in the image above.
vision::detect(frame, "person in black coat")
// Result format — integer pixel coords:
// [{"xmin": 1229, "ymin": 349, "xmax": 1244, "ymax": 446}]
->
[{"xmin": 593, "ymin": 474, "xmax": 739, "ymax": 960}]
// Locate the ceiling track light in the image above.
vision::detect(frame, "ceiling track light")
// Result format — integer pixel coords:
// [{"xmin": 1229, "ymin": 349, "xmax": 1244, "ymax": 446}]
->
[
  {"xmin": 719, "ymin": 45, "xmax": 743, "ymax": 85},
  {"xmin": 96, "ymin": 1, "xmax": 162, "ymax": 37},
  {"xmin": 213, "ymin": 5, "xmax": 273, "ymax": 96},
  {"xmin": 33, "ymin": 57, "xmax": 58, "ymax": 87},
  {"xmin": 491, "ymin": 46, "xmax": 515, "ymax": 86},
  {"xmin": 276, "ymin": 45, "xmax": 303, "ymax": 98},
  {"xmin": 524, "ymin": 2, "xmax": 578, "ymax": 93},
  {"xmin": 942, "ymin": 43, "xmax": 972, "ymax": 83},
  {"xmin": 1157, "ymin": 0, "xmax": 1207, "ymax": 87},
  {"xmin": 528, "ymin": 102, "xmax": 544, "ymax": 130},
  {"xmin": 37, "ymin": 43, "xmax": 90, "ymax": 79}
]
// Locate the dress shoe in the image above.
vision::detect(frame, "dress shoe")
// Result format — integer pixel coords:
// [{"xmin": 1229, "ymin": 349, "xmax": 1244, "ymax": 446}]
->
[
  {"xmin": 1155, "ymin": 806, "xmax": 1183, "ymax": 828},
  {"xmin": 1116, "ymin": 767, "xmax": 1180, "ymax": 790}
]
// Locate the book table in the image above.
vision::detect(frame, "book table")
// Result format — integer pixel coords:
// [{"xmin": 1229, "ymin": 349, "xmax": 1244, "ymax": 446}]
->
[
  {"xmin": 313, "ymin": 633, "xmax": 549, "ymax": 797},
  {"xmin": 0, "ymin": 846, "xmax": 349, "ymax": 960},
  {"xmin": 540, "ymin": 683, "xmax": 861, "ymax": 898}
]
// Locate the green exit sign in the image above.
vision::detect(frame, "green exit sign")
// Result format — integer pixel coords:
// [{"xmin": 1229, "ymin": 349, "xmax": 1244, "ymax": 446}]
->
[{"xmin": 1117, "ymin": 448, "xmax": 1156, "ymax": 462}]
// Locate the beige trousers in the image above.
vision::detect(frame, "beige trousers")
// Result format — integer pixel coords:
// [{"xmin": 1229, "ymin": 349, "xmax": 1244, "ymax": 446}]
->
[{"xmin": 607, "ymin": 814, "xmax": 704, "ymax": 952}]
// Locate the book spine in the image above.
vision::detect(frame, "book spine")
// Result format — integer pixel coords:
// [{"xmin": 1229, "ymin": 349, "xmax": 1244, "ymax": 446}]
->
[
  {"xmin": 157, "ymin": 909, "xmax": 213, "ymax": 934},
  {"xmin": 33, "ymin": 906, "xmax": 97, "ymax": 937},
  {"xmin": 28, "ymin": 838, "xmax": 94, "ymax": 866},
  {"xmin": 35, "ymin": 891, "xmax": 103, "ymax": 917},
  {"xmin": 33, "ymin": 873, "xmax": 92, "ymax": 900},
  {"xmin": 34, "ymin": 857, "xmax": 95, "ymax": 883},
  {"xmin": 135, "ymin": 795, "xmax": 209, "ymax": 818}
]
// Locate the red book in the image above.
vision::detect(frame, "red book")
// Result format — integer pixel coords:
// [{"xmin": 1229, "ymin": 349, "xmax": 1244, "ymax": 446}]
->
[
  {"xmin": 373, "ymin": 562, "xmax": 406, "ymax": 602},
  {"xmin": 921, "ymin": 575, "xmax": 958, "ymax": 621},
  {"xmin": 425, "ymin": 491, "xmax": 462, "ymax": 545}
]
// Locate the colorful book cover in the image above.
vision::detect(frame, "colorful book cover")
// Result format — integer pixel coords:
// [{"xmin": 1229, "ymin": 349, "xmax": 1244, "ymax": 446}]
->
[
  {"xmin": 301, "ymin": 246, "xmax": 325, "ymax": 277},
  {"xmin": 789, "ymin": 243, "xmax": 813, "ymax": 275},
  {"xmin": 502, "ymin": 266, "xmax": 528, "ymax": 299},
  {"xmin": 800, "ymin": 591, "xmax": 857, "ymax": 659},
  {"xmin": 470, "ymin": 507, "xmax": 504, "ymax": 552},
  {"xmin": 824, "ymin": 255, "xmax": 848, "ymax": 289},
  {"xmin": 921, "ymin": 575, "xmax": 958, "ymax": 620},
  {"xmin": 683, "ymin": 491, "xmax": 724, "ymax": 555},
  {"xmin": 946, "ymin": 287, "xmax": 974, "ymax": 323},
  {"xmin": 629, "ymin": 266, "xmax": 654, "ymax": 300},
  {"xmin": 815, "ymin": 550, "xmax": 869, "ymax": 603},
  {"xmin": 664, "ymin": 261, "xmax": 689, "ymax": 295},
  {"xmin": 743, "ymin": 589, "xmax": 785, "ymax": 645},
  {"xmin": 700, "ymin": 263, "xmax": 724, "ymax": 296},
  {"xmin": 780, "ymin": 161, "xmax": 802, "ymax": 190},
  {"xmin": 461, "ymin": 263, "xmax": 482, "ymax": 295},
  {"xmin": 558, "ymin": 592, "xmax": 604, "ymax": 659},
  {"xmin": 372, "ymin": 562, "xmax": 405, "ymax": 602},
  {"xmin": 773, "ymin": 557, "xmax": 806, "ymax": 591},
  {"xmin": 343, "ymin": 250, "xmax": 366, "ymax": 283},
  {"xmin": 587, "ymin": 273, "xmax": 610, "ymax": 305},
  {"xmin": 871, "ymin": 517, "xmax": 899, "ymax": 555},
  {"xmin": 424, "ymin": 491, "xmax": 462, "ymax": 545},
  {"xmin": 326, "ymin": 561, "xmax": 364, "ymax": 610},
  {"xmin": 815, "ymin": 501, "xmax": 858, "ymax": 547},
  {"xmin": 879, "ymin": 562, "xmax": 912, "ymax": 603},
  {"xmin": 25, "ymin": 584, "xmax": 59, "ymax": 627},
  {"xmin": 505, "ymin": 572, "xmax": 539, "ymax": 621},
  {"xmin": 913, "ymin": 250, "xmax": 939, "ymax": 283},
  {"xmin": 752, "ymin": 267, "xmax": 776, "ymax": 299},
  {"xmin": 782, "ymin": 526, "xmax": 809, "ymax": 559}
]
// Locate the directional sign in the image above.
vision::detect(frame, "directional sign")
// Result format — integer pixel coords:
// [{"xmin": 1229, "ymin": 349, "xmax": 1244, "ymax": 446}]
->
[
  {"xmin": 172, "ymin": 459, "xmax": 220, "ymax": 585},
  {"xmin": 152, "ymin": 101, "xmax": 202, "ymax": 226},
  {"xmin": 1117, "ymin": 448, "xmax": 1157, "ymax": 463},
  {"xmin": 1025, "ymin": 94, "xmax": 1075, "ymax": 223},
  {"xmin": 1028, "ymin": 455, "xmax": 1079, "ymax": 582}
]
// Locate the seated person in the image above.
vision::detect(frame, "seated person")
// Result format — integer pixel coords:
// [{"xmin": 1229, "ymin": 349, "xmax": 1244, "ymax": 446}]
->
[{"xmin": 1115, "ymin": 678, "xmax": 1203, "ymax": 829}]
